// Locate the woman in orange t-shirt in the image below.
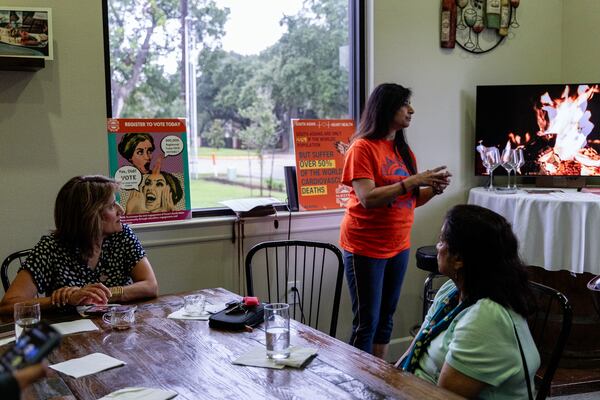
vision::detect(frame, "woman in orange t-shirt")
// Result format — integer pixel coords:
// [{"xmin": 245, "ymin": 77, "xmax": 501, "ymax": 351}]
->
[{"xmin": 340, "ymin": 83, "xmax": 451, "ymax": 358}]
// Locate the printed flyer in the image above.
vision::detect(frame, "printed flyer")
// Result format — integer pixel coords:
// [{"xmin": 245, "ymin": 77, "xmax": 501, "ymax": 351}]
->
[
  {"xmin": 292, "ymin": 119, "xmax": 355, "ymax": 211},
  {"xmin": 107, "ymin": 118, "xmax": 192, "ymax": 224}
]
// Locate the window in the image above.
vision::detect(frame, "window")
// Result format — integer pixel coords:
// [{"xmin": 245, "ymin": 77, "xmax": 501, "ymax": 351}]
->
[{"xmin": 103, "ymin": 0, "xmax": 364, "ymax": 212}]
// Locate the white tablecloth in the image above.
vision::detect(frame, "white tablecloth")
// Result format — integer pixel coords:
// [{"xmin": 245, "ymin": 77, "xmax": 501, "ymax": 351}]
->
[{"xmin": 468, "ymin": 187, "xmax": 600, "ymax": 274}]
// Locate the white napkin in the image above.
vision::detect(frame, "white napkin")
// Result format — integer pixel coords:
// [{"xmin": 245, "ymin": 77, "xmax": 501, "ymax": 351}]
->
[
  {"xmin": 52, "ymin": 319, "xmax": 99, "ymax": 335},
  {"xmin": 167, "ymin": 303, "xmax": 226, "ymax": 320},
  {"xmin": 98, "ymin": 387, "xmax": 177, "ymax": 400},
  {"xmin": 0, "ymin": 336, "xmax": 15, "ymax": 346},
  {"xmin": 232, "ymin": 346, "xmax": 318, "ymax": 369},
  {"xmin": 7, "ymin": 319, "xmax": 99, "ymax": 347},
  {"xmin": 50, "ymin": 352, "xmax": 125, "ymax": 378}
]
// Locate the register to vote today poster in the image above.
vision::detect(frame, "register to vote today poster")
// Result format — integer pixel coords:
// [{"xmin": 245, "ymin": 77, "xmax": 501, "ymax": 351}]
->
[{"xmin": 107, "ymin": 118, "xmax": 192, "ymax": 224}]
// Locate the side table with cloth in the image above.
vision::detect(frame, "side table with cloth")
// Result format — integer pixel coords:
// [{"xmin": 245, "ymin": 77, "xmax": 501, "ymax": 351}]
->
[{"xmin": 468, "ymin": 187, "xmax": 600, "ymax": 275}]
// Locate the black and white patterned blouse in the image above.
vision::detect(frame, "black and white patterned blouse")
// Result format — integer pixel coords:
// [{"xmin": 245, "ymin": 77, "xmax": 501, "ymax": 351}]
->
[{"xmin": 21, "ymin": 224, "xmax": 145, "ymax": 295}]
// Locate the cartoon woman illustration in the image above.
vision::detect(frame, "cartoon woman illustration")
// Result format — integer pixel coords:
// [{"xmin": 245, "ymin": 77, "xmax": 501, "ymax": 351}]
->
[
  {"xmin": 117, "ymin": 133, "xmax": 155, "ymax": 174},
  {"xmin": 125, "ymin": 161, "xmax": 183, "ymax": 214}
]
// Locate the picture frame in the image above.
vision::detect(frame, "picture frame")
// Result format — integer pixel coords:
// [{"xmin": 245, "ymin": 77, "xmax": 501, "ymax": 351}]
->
[{"xmin": 0, "ymin": 7, "xmax": 53, "ymax": 60}]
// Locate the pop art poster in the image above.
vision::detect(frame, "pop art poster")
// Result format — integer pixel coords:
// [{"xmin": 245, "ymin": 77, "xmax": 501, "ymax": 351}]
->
[{"xmin": 107, "ymin": 118, "xmax": 191, "ymax": 224}]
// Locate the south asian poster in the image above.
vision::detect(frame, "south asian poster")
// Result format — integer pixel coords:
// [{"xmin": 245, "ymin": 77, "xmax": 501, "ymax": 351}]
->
[
  {"xmin": 292, "ymin": 119, "xmax": 354, "ymax": 211},
  {"xmin": 107, "ymin": 118, "xmax": 192, "ymax": 224}
]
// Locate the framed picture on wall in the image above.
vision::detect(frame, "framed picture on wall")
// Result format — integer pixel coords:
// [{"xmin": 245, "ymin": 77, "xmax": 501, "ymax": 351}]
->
[{"xmin": 0, "ymin": 7, "xmax": 53, "ymax": 60}]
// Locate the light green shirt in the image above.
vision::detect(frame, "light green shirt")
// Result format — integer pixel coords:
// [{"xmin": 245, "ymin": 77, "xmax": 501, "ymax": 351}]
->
[{"xmin": 414, "ymin": 280, "xmax": 540, "ymax": 400}]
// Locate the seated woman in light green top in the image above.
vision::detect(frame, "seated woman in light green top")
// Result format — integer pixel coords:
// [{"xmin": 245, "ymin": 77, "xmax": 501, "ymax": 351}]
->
[{"xmin": 396, "ymin": 204, "xmax": 540, "ymax": 399}]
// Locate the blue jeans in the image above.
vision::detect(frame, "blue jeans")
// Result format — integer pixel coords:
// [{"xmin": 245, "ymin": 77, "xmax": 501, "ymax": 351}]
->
[{"xmin": 343, "ymin": 249, "xmax": 409, "ymax": 354}]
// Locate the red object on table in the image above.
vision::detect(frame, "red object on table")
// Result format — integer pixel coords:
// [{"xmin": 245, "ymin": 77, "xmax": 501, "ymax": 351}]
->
[{"xmin": 242, "ymin": 296, "xmax": 259, "ymax": 306}]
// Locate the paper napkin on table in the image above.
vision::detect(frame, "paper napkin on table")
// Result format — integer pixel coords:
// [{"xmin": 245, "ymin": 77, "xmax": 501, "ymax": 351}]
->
[
  {"xmin": 233, "ymin": 346, "xmax": 318, "ymax": 369},
  {"xmin": 0, "ymin": 336, "xmax": 14, "ymax": 346},
  {"xmin": 51, "ymin": 319, "xmax": 99, "ymax": 335},
  {"xmin": 167, "ymin": 303, "xmax": 227, "ymax": 320},
  {"xmin": 0, "ymin": 319, "xmax": 98, "ymax": 347},
  {"xmin": 50, "ymin": 352, "xmax": 125, "ymax": 378},
  {"xmin": 98, "ymin": 387, "xmax": 177, "ymax": 400}
]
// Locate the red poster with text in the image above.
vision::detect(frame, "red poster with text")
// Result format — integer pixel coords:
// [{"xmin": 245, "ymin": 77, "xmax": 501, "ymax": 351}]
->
[{"xmin": 292, "ymin": 119, "xmax": 354, "ymax": 211}]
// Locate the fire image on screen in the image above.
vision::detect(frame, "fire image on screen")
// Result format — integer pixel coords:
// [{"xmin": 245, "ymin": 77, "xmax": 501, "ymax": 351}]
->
[{"xmin": 475, "ymin": 84, "xmax": 600, "ymax": 176}]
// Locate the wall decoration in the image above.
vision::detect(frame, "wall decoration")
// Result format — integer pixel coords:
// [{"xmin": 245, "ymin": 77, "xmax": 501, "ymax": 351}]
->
[
  {"xmin": 108, "ymin": 118, "xmax": 192, "ymax": 224},
  {"xmin": 442, "ymin": 0, "xmax": 520, "ymax": 54},
  {"xmin": 0, "ymin": 7, "xmax": 52, "ymax": 60},
  {"xmin": 291, "ymin": 119, "xmax": 354, "ymax": 211}
]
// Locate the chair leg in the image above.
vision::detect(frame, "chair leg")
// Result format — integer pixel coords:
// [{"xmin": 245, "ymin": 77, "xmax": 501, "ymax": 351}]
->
[{"xmin": 423, "ymin": 273, "xmax": 435, "ymax": 321}]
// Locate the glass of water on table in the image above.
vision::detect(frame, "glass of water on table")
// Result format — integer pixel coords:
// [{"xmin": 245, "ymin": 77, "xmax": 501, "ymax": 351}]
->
[
  {"xmin": 14, "ymin": 302, "xmax": 41, "ymax": 341},
  {"xmin": 264, "ymin": 303, "xmax": 290, "ymax": 359}
]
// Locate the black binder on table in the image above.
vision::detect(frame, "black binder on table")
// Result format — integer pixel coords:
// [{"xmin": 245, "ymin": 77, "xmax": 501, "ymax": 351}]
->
[{"xmin": 284, "ymin": 166, "xmax": 299, "ymax": 212}]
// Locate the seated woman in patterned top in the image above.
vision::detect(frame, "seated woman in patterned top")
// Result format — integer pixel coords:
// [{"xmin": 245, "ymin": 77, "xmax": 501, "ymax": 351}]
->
[{"xmin": 0, "ymin": 175, "xmax": 158, "ymax": 314}]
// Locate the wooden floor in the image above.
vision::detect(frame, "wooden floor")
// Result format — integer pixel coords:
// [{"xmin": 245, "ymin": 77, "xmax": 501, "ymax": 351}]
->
[{"xmin": 549, "ymin": 366, "xmax": 600, "ymax": 396}]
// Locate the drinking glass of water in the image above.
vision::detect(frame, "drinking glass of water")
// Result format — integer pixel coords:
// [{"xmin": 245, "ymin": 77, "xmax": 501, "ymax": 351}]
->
[
  {"xmin": 264, "ymin": 303, "xmax": 290, "ymax": 360},
  {"xmin": 14, "ymin": 302, "xmax": 40, "ymax": 340}
]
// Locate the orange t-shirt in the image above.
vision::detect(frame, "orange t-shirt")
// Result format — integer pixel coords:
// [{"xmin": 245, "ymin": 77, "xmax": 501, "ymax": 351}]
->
[{"xmin": 339, "ymin": 138, "xmax": 416, "ymax": 259}]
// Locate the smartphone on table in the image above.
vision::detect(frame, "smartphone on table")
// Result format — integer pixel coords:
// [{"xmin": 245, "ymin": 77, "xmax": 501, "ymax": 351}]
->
[{"xmin": 0, "ymin": 321, "xmax": 61, "ymax": 372}]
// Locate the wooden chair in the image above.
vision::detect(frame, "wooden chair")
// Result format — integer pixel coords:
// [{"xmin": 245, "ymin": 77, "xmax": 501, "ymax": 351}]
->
[
  {"xmin": 528, "ymin": 281, "xmax": 573, "ymax": 400},
  {"xmin": 245, "ymin": 240, "xmax": 344, "ymax": 337},
  {"xmin": 1, "ymin": 249, "xmax": 31, "ymax": 291}
]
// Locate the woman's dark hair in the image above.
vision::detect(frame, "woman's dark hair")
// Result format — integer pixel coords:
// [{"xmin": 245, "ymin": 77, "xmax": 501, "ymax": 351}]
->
[
  {"xmin": 442, "ymin": 204, "xmax": 532, "ymax": 317},
  {"xmin": 54, "ymin": 176, "xmax": 119, "ymax": 260},
  {"xmin": 162, "ymin": 171, "xmax": 184, "ymax": 204},
  {"xmin": 117, "ymin": 133, "xmax": 155, "ymax": 161},
  {"xmin": 353, "ymin": 83, "xmax": 416, "ymax": 175}
]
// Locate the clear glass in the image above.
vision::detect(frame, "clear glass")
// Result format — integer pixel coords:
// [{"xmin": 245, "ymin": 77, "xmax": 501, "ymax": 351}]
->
[
  {"xmin": 183, "ymin": 294, "xmax": 207, "ymax": 316},
  {"xmin": 264, "ymin": 303, "xmax": 290, "ymax": 359},
  {"xmin": 102, "ymin": 305, "xmax": 137, "ymax": 330},
  {"xmin": 501, "ymin": 147, "xmax": 516, "ymax": 190},
  {"xmin": 483, "ymin": 147, "xmax": 501, "ymax": 191},
  {"xmin": 14, "ymin": 302, "xmax": 40, "ymax": 340},
  {"xmin": 512, "ymin": 148, "xmax": 525, "ymax": 189}
]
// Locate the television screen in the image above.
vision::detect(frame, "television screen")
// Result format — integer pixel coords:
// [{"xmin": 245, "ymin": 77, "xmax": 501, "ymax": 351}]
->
[{"xmin": 475, "ymin": 84, "xmax": 600, "ymax": 176}]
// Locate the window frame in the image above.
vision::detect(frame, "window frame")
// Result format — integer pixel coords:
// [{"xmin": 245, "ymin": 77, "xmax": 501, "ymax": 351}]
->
[{"xmin": 101, "ymin": 0, "xmax": 366, "ymax": 218}]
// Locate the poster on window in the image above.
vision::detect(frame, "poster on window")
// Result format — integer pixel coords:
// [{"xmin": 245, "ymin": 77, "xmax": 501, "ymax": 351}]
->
[
  {"xmin": 292, "ymin": 119, "xmax": 355, "ymax": 211},
  {"xmin": 107, "ymin": 118, "xmax": 192, "ymax": 224},
  {"xmin": 0, "ymin": 7, "xmax": 53, "ymax": 59}
]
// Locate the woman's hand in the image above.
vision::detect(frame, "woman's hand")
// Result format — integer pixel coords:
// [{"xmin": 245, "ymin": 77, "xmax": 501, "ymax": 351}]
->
[
  {"xmin": 125, "ymin": 190, "xmax": 146, "ymax": 214},
  {"xmin": 413, "ymin": 166, "xmax": 451, "ymax": 187},
  {"xmin": 160, "ymin": 187, "xmax": 175, "ymax": 212},
  {"xmin": 51, "ymin": 287, "xmax": 80, "ymax": 307},
  {"xmin": 64, "ymin": 284, "xmax": 112, "ymax": 306},
  {"xmin": 14, "ymin": 362, "xmax": 49, "ymax": 390}
]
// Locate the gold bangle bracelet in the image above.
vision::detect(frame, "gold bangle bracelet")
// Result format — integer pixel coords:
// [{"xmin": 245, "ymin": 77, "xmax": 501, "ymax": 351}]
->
[{"xmin": 110, "ymin": 286, "xmax": 124, "ymax": 299}]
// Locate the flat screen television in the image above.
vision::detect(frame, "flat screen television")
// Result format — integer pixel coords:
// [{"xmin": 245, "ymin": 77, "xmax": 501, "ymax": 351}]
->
[{"xmin": 475, "ymin": 83, "xmax": 600, "ymax": 176}]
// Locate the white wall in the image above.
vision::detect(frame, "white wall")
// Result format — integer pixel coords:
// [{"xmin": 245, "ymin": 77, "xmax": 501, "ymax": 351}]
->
[
  {"xmin": 1, "ymin": 0, "xmax": 598, "ymax": 360},
  {"xmin": 561, "ymin": 0, "xmax": 600, "ymax": 82}
]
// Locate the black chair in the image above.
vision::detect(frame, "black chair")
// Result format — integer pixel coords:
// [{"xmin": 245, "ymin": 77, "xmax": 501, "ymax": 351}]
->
[
  {"xmin": 415, "ymin": 245, "xmax": 444, "ymax": 321},
  {"xmin": 528, "ymin": 281, "xmax": 572, "ymax": 400},
  {"xmin": 245, "ymin": 240, "xmax": 344, "ymax": 337},
  {"xmin": 1, "ymin": 249, "xmax": 31, "ymax": 291}
]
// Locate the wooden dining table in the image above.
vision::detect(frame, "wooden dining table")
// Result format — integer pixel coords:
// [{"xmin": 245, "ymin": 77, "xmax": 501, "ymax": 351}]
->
[{"xmin": 3, "ymin": 288, "xmax": 463, "ymax": 399}]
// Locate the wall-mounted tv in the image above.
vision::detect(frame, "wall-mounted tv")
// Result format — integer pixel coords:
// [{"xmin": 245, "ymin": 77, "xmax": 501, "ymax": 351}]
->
[{"xmin": 475, "ymin": 84, "xmax": 600, "ymax": 176}]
